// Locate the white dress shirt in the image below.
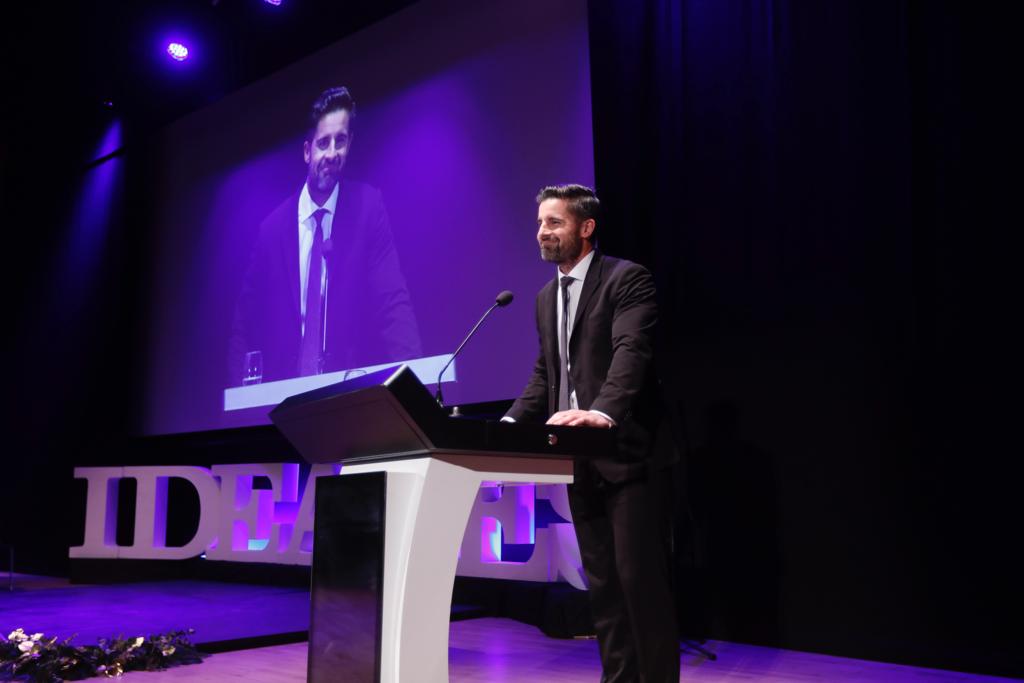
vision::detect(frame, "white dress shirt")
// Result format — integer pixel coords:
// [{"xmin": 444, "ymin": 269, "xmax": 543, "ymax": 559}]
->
[
  {"xmin": 297, "ymin": 182, "xmax": 338, "ymax": 337},
  {"xmin": 558, "ymin": 250, "xmax": 595, "ymax": 411},
  {"xmin": 503, "ymin": 250, "xmax": 613, "ymax": 426}
]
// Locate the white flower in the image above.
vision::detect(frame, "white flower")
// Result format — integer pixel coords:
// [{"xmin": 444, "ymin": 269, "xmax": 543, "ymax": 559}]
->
[
  {"xmin": 30, "ymin": 633, "xmax": 43, "ymax": 641},
  {"xmin": 133, "ymin": 636, "xmax": 145, "ymax": 648},
  {"xmin": 7, "ymin": 628, "xmax": 26, "ymax": 641},
  {"xmin": 161, "ymin": 646, "xmax": 176, "ymax": 656},
  {"xmin": 18, "ymin": 640, "xmax": 34, "ymax": 653}
]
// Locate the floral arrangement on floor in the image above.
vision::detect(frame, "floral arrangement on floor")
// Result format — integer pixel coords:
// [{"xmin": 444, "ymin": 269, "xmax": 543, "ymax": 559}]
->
[{"xmin": 0, "ymin": 628, "xmax": 204, "ymax": 682}]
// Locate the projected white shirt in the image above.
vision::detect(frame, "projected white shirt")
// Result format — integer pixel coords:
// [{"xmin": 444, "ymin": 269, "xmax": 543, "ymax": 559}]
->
[{"xmin": 297, "ymin": 182, "xmax": 338, "ymax": 336}]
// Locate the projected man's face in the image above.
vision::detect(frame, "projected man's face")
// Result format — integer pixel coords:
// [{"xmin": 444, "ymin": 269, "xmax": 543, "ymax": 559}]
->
[
  {"xmin": 537, "ymin": 198, "xmax": 593, "ymax": 269},
  {"xmin": 304, "ymin": 108, "xmax": 352, "ymax": 201}
]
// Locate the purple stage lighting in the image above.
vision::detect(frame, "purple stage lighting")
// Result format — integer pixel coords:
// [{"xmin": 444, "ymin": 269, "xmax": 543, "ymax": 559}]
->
[
  {"xmin": 167, "ymin": 42, "xmax": 189, "ymax": 61},
  {"xmin": 264, "ymin": 0, "xmax": 283, "ymax": 5}
]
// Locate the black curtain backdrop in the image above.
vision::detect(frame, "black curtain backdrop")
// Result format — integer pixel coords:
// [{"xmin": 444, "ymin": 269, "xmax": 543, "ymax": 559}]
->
[
  {"xmin": 0, "ymin": 134, "xmax": 153, "ymax": 576},
  {"xmin": 588, "ymin": 0, "xmax": 1018, "ymax": 677}
]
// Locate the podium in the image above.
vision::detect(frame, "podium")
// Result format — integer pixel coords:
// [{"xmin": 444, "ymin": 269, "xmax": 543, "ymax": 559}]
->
[{"xmin": 270, "ymin": 365, "xmax": 613, "ymax": 683}]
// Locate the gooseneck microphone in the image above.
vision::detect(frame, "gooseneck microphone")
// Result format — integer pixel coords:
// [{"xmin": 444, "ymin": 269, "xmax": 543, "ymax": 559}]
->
[{"xmin": 435, "ymin": 290, "xmax": 514, "ymax": 407}]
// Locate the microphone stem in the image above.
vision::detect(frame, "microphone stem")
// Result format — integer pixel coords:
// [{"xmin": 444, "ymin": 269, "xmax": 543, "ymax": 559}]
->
[
  {"xmin": 436, "ymin": 302, "xmax": 499, "ymax": 406},
  {"xmin": 318, "ymin": 266, "xmax": 329, "ymax": 374}
]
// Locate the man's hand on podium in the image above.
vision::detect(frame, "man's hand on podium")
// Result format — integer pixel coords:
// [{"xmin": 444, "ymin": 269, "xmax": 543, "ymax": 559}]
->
[{"xmin": 546, "ymin": 409, "xmax": 614, "ymax": 428}]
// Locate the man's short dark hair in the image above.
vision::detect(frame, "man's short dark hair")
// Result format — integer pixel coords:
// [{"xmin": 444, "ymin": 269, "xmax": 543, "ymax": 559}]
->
[
  {"xmin": 536, "ymin": 184, "xmax": 601, "ymax": 225},
  {"xmin": 307, "ymin": 86, "xmax": 356, "ymax": 141}
]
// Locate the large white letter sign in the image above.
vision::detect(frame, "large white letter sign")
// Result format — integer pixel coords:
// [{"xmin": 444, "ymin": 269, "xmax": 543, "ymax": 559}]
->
[
  {"xmin": 70, "ymin": 466, "xmax": 220, "ymax": 560},
  {"xmin": 457, "ymin": 483, "xmax": 555, "ymax": 582},
  {"xmin": 207, "ymin": 463, "xmax": 298, "ymax": 563},
  {"xmin": 69, "ymin": 463, "xmax": 586, "ymax": 587},
  {"xmin": 69, "ymin": 467, "xmax": 123, "ymax": 559},
  {"xmin": 537, "ymin": 483, "xmax": 587, "ymax": 590},
  {"xmin": 278, "ymin": 463, "xmax": 343, "ymax": 565}
]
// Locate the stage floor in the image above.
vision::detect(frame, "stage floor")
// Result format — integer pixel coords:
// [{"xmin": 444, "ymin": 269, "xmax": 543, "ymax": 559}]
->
[
  {"xmin": 0, "ymin": 576, "xmax": 309, "ymax": 649},
  {"xmin": 106, "ymin": 618, "xmax": 1013, "ymax": 683},
  {"xmin": 2, "ymin": 577, "xmax": 1014, "ymax": 681}
]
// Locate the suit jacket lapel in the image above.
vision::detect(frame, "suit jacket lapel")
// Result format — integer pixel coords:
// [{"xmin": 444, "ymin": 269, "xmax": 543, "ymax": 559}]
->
[
  {"xmin": 570, "ymin": 251, "xmax": 603, "ymax": 346},
  {"xmin": 280, "ymin": 192, "xmax": 302, "ymax": 322},
  {"xmin": 327, "ymin": 179, "xmax": 357, "ymax": 278},
  {"xmin": 541, "ymin": 277, "xmax": 559, "ymax": 372}
]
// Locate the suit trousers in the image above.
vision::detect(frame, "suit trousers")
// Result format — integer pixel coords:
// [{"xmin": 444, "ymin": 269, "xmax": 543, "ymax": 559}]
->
[{"xmin": 569, "ymin": 462, "xmax": 680, "ymax": 683}]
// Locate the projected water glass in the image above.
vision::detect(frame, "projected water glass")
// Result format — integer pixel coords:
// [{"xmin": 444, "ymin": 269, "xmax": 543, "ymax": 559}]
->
[{"xmin": 243, "ymin": 351, "xmax": 263, "ymax": 386}]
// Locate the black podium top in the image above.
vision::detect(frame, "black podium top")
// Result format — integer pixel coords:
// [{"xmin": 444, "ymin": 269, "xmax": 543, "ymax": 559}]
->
[{"xmin": 269, "ymin": 365, "xmax": 615, "ymax": 464}]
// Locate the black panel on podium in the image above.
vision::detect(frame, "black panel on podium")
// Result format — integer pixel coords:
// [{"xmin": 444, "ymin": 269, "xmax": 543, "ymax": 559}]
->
[
  {"xmin": 308, "ymin": 473, "xmax": 386, "ymax": 683},
  {"xmin": 270, "ymin": 364, "xmax": 443, "ymax": 464}
]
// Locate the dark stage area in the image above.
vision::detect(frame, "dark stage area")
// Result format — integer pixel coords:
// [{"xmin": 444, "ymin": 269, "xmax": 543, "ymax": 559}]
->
[{"xmin": 2, "ymin": 0, "xmax": 1019, "ymax": 680}]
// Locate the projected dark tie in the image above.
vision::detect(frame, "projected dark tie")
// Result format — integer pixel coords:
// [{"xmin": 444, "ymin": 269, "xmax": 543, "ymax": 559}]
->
[
  {"xmin": 299, "ymin": 209, "xmax": 328, "ymax": 376},
  {"xmin": 558, "ymin": 275, "xmax": 574, "ymax": 411}
]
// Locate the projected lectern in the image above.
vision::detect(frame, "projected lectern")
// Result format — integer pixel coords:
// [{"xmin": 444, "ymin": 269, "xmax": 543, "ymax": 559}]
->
[{"xmin": 270, "ymin": 365, "xmax": 612, "ymax": 683}]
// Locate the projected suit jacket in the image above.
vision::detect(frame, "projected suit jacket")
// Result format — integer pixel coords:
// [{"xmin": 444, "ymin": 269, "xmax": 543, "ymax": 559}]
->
[
  {"xmin": 228, "ymin": 180, "xmax": 422, "ymax": 385},
  {"xmin": 506, "ymin": 252, "xmax": 671, "ymax": 483}
]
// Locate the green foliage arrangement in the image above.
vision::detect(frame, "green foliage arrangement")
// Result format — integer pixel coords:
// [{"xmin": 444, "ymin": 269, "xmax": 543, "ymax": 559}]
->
[{"xmin": 0, "ymin": 628, "xmax": 204, "ymax": 682}]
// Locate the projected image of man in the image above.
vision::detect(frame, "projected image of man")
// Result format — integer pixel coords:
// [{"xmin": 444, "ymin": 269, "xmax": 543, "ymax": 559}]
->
[
  {"xmin": 229, "ymin": 87, "xmax": 422, "ymax": 385},
  {"xmin": 305, "ymin": 101, "xmax": 350, "ymax": 206}
]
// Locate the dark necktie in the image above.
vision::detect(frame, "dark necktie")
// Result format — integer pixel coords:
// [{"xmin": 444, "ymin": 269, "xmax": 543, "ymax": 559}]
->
[
  {"xmin": 299, "ymin": 209, "xmax": 327, "ymax": 376},
  {"xmin": 558, "ymin": 275, "xmax": 574, "ymax": 411}
]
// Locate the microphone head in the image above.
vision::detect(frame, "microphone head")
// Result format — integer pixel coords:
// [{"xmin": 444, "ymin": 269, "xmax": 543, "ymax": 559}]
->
[
  {"xmin": 322, "ymin": 238, "xmax": 334, "ymax": 257},
  {"xmin": 495, "ymin": 290, "xmax": 514, "ymax": 307}
]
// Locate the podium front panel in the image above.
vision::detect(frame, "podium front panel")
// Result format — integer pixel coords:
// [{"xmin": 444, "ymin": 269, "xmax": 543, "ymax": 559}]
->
[{"xmin": 309, "ymin": 473, "xmax": 386, "ymax": 683}]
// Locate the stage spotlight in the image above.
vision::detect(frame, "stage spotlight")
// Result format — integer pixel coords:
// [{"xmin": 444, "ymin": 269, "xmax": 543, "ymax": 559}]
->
[
  {"xmin": 167, "ymin": 42, "xmax": 190, "ymax": 61},
  {"xmin": 264, "ymin": 0, "xmax": 283, "ymax": 5}
]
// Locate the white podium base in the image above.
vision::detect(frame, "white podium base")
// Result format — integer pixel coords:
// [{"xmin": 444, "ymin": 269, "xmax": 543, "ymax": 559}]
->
[{"xmin": 340, "ymin": 454, "xmax": 573, "ymax": 683}]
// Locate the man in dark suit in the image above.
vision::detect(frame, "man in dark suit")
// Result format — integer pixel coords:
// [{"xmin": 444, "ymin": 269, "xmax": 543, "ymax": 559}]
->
[
  {"xmin": 229, "ymin": 87, "xmax": 421, "ymax": 385},
  {"xmin": 506, "ymin": 184, "xmax": 679, "ymax": 682}
]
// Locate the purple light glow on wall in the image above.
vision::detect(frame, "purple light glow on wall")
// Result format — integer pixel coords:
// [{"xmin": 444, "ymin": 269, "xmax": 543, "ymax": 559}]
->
[
  {"xmin": 93, "ymin": 119, "xmax": 122, "ymax": 161},
  {"xmin": 63, "ymin": 124, "xmax": 124, "ymax": 291}
]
